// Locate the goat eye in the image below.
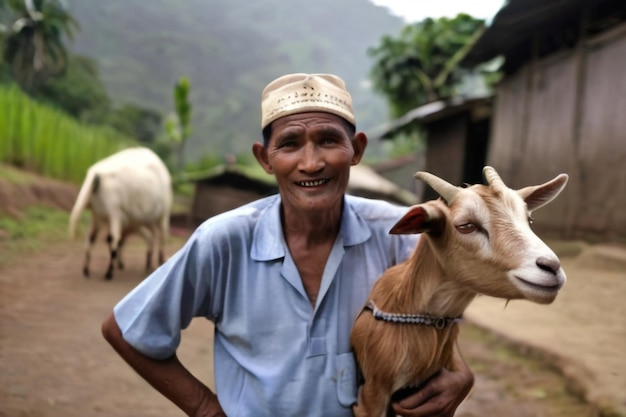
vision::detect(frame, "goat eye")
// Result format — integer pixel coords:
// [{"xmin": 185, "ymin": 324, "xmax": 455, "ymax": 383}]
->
[
  {"xmin": 456, "ymin": 223, "xmax": 478, "ymax": 234},
  {"xmin": 528, "ymin": 215, "xmax": 534, "ymax": 225}
]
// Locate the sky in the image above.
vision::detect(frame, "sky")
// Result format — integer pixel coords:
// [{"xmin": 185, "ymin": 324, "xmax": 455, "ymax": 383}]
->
[{"xmin": 369, "ymin": 0, "xmax": 506, "ymax": 23}]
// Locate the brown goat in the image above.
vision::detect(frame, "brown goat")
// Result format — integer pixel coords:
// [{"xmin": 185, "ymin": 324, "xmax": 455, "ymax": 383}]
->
[{"xmin": 350, "ymin": 166, "xmax": 568, "ymax": 417}]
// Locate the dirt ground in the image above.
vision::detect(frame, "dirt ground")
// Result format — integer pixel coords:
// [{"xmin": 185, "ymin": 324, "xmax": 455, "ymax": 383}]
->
[{"xmin": 0, "ymin": 171, "xmax": 623, "ymax": 417}]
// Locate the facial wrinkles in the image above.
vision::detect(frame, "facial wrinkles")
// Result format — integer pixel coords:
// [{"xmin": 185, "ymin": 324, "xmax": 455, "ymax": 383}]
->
[{"xmin": 267, "ymin": 114, "xmax": 354, "ymax": 215}]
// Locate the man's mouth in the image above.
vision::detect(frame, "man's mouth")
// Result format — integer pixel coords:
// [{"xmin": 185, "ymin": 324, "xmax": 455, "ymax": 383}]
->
[{"xmin": 296, "ymin": 179, "xmax": 330, "ymax": 187}]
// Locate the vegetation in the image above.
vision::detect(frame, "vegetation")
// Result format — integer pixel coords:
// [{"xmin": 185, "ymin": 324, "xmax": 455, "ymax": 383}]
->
[
  {"xmin": 0, "ymin": 0, "xmax": 168, "ymax": 166},
  {"xmin": 164, "ymin": 76, "xmax": 192, "ymax": 174},
  {"xmin": 0, "ymin": 84, "xmax": 134, "ymax": 183},
  {"xmin": 369, "ymin": 14, "xmax": 494, "ymax": 119},
  {"xmin": 0, "ymin": 204, "xmax": 69, "ymax": 267},
  {"xmin": 366, "ymin": 14, "xmax": 502, "ymax": 154},
  {"xmin": 61, "ymin": 0, "xmax": 404, "ymax": 160},
  {"xmin": 0, "ymin": 0, "xmax": 501, "ymax": 183},
  {"xmin": 2, "ymin": 0, "xmax": 79, "ymax": 93}
]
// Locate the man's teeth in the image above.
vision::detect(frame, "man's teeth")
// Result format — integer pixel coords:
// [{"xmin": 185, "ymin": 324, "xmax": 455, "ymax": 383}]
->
[{"xmin": 298, "ymin": 179, "xmax": 327, "ymax": 187}]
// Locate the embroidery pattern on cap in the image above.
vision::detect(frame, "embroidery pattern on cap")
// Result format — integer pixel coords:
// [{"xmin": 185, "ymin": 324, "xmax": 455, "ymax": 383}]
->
[{"xmin": 267, "ymin": 87, "xmax": 352, "ymax": 121}]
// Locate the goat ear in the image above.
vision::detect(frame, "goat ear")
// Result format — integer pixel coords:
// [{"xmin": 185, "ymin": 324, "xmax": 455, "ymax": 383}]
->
[
  {"xmin": 389, "ymin": 204, "xmax": 445, "ymax": 235},
  {"xmin": 517, "ymin": 173, "xmax": 568, "ymax": 211}
]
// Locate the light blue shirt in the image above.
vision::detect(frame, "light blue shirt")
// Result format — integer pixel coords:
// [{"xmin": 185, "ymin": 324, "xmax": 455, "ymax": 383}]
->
[{"xmin": 114, "ymin": 194, "xmax": 418, "ymax": 416}]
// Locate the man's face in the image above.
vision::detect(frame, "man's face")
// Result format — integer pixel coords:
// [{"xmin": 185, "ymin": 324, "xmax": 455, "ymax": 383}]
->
[{"xmin": 254, "ymin": 112, "xmax": 366, "ymax": 216}]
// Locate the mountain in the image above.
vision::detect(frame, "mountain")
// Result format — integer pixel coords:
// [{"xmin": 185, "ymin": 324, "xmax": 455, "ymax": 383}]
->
[{"xmin": 65, "ymin": 0, "xmax": 404, "ymax": 160}]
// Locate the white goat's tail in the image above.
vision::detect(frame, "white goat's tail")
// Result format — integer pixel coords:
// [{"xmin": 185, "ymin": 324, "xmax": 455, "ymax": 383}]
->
[{"xmin": 69, "ymin": 169, "xmax": 97, "ymax": 239}]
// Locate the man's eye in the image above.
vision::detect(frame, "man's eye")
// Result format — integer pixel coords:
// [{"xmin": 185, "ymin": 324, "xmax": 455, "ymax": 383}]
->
[
  {"xmin": 278, "ymin": 140, "xmax": 297, "ymax": 148},
  {"xmin": 455, "ymin": 223, "xmax": 478, "ymax": 234}
]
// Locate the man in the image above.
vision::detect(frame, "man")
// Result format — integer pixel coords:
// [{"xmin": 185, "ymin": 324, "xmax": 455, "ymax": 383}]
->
[{"xmin": 102, "ymin": 73, "xmax": 474, "ymax": 416}]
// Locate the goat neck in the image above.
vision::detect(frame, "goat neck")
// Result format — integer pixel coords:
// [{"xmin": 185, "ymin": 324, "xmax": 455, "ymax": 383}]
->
[{"xmin": 372, "ymin": 232, "xmax": 476, "ymax": 321}]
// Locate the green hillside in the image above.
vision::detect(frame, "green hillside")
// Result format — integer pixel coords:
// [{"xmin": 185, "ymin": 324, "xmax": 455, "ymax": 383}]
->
[{"xmin": 65, "ymin": 0, "xmax": 404, "ymax": 160}]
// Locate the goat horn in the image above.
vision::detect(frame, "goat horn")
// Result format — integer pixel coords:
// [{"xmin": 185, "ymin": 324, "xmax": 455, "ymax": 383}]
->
[
  {"xmin": 414, "ymin": 171, "xmax": 460, "ymax": 204},
  {"xmin": 483, "ymin": 166, "xmax": 507, "ymax": 192}
]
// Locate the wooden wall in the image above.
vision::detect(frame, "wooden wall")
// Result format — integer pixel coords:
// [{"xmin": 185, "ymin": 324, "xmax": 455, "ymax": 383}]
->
[
  {"xmin": 190, "ymin": 184, "xmax": 275, "ymax": 227},
  {"xmin": 423, "ymin": 115, "xmax": 467, "ymax": 201},
  {"xmin": 488, "ymin": 24, "xmax": 626, "ymax": 242}
]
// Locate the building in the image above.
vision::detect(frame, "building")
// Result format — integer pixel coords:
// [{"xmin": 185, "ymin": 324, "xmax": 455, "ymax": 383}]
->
[
  {"xmin": 373, "ymin": 0, "xmax": 626, "ymax": 241},
  {"xmin": 461, "ymin": 0, "xmax": 626, "ymax": 241}
]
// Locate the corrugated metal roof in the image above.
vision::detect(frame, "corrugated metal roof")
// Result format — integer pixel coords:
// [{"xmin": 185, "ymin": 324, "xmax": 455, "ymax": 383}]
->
[
  {"xmin": 462, "ymin": 0, "xmax": 624, "ymax": 67},
  {"xmin": 368, "ymin": 94, "xmax": 493, "ymax": 140}
]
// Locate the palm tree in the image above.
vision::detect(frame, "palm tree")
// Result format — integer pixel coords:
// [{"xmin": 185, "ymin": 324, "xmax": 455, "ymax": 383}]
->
[{"xmin": 3, "ymin": 0, "xmax": 79, "ymax": 93}]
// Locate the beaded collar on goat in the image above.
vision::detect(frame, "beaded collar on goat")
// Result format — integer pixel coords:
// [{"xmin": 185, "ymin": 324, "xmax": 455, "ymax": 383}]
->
[{"xmin": 363, "ymin": 300, "xmax": 462, "ymax": 330}]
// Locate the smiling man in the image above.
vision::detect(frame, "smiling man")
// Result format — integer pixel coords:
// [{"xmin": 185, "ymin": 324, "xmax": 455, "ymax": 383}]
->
[{"xmin": 102, "ymin": 73, "xmax": 474, "ymax": 417}]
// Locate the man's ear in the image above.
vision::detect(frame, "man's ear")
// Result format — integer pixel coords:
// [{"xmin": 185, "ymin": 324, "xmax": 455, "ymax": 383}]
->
[
  {"xmin": 252, "ymin": 142, "xmax": 273, "ymax": 174},
  {"xmin": 351, "ymin": 132, "xmax": 368, "ymax": 165}
]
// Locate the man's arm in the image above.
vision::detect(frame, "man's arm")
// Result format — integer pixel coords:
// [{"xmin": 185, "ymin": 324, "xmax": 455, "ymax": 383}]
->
[
  {"xmin": 101, "ymin": 312, "xmax": 226, "ymax": 417},
  {"xmin": 390, "ymin": 342, "xmax": 474, "ymax": 417}
]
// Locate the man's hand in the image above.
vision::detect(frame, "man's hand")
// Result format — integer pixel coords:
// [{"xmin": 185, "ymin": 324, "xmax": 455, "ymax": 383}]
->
[{"xmin": 390, "ymin": 349, "xmax": 474, "ymax": 417}]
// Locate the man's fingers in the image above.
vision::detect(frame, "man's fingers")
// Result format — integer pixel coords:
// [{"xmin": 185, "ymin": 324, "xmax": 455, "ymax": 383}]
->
[
  {"xmin": 392, "ymin": 386, "xmax": 436, "ymax": 410},
  {"xmin": 392, "ymin": 394, "xmax": 455, "ymax": 417},
  {"xmin": 390, "ymin": 369, "xmax": 459, "ymax": 417}
]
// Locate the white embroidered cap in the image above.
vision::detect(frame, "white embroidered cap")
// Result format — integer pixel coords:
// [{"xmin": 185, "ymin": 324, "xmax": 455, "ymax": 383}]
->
[{"xmin": 261, "ymin": 73, "xmax": 355, "ymax": 129}]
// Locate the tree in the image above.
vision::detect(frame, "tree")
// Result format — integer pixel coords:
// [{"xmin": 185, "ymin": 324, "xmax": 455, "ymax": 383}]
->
[
  {"xmin": 106, "ymin": 104, "xmax": 163, "ymax": 146},
  {"xmin": 369, "ymin": 14, "xmax": 487, "ymax": 119},
  {"xmin": 0, "ymin": 2, "xmax": 10, "ymax": 83},
  {"xmin": 164, "ymin": 76, "xmax": 192, "ymax": 173},
  {"xmin": 34, "ymin": 54, "xmax": 110, "ymax": 118},
  {"xmin": 3, "ymin": 0, "xmax": 79, "ymax": 93}
]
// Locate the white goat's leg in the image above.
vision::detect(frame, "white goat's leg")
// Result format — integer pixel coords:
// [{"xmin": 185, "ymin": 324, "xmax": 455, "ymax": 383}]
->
[
  {"xmin": 105, "ymin": 219, "xmax": 122, "ymax": 280},
  {"xmin": 158, "ymin": 215, "xmax": 168, "ymax": 265},
  {"xmin": 117, "ymin": 235, "xmax": 126, "ymax": 270},
  {"xmin": 140, "ymin": 226, "xmax": 154, "ymax": 270},
  {"xmin": 83, "ymin": 220, "xmax": 98, "ymax": 278}
]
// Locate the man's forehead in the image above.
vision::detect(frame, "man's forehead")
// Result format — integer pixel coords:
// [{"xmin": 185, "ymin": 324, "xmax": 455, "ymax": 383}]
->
[{"xmin": 272, "ymin": 111, "xmax": 347, "ymax": 128}]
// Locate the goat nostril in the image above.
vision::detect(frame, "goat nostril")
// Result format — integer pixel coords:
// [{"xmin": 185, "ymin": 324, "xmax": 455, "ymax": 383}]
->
[{"xmin": 537, "ymin": 256, "xmax": 560, "ymax": 274}]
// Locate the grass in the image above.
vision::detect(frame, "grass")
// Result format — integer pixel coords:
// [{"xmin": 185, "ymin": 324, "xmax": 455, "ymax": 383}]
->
[
  {"xmin": 0, "ymin": 162, "xmax": 77, "ymax": 268},
  {"xmin": 0, "ymin": 84, "xmax": 136, "ymax": 185},
  {"xmin": 0, "ymin": 205, "xmax": 73, "ymax": 269},
  {"xmin": 0, "ymin": 163, "xmax": 38, "ymax": 185}
]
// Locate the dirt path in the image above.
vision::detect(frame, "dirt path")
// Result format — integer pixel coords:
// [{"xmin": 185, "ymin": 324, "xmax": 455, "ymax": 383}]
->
[
  {"xmin": 466, "ymin": 243, "xmax": 626, "ymax": 416},
  {"xmin": 0, "ymin": 236, "xmax": 602, "ymax": 417}
]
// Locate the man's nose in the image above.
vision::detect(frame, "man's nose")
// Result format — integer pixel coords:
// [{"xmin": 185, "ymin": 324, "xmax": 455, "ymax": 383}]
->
[{"xmin": 298, "ymin": 145, "xmax": 324, "ymax": 172}]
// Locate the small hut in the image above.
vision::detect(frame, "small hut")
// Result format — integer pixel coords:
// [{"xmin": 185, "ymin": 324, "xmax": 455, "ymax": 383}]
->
[{"xmin": 186, "ymin": 165, "xmax": 277, "ymax": 227}]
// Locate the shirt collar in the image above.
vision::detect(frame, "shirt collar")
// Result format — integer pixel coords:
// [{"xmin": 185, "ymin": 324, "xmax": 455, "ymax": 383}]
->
[{"xmin": 251, "ymin": 196, "xmax": 372, "ymax": 261}]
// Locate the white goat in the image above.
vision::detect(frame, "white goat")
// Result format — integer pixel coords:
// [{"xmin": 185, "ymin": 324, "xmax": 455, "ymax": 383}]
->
[
  {"xmin": 69, "ymin": 147, "xmax": 173, "ymax": 280},
  {"xmin": 350, "ymin": 166, "xmax": 568, "ymax": 417}
]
